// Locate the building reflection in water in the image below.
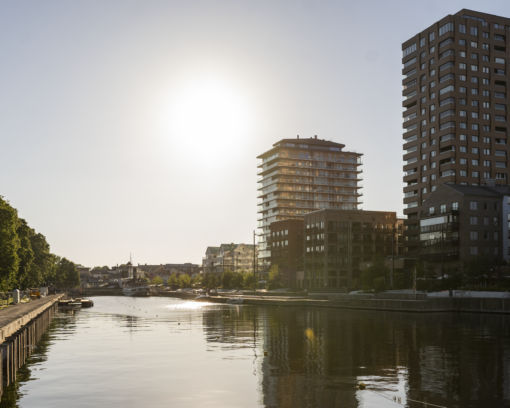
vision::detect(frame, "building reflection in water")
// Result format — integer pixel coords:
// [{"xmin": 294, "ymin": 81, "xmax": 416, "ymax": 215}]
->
[{"xmin": 205, "ymin": 306, "xmax": 510, "ymax": 408}]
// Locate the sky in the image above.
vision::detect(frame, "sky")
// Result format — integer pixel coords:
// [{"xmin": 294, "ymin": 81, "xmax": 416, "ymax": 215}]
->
[{"xmin": 1, "ymin": 0, "xmax": 509, "ymax": 267}]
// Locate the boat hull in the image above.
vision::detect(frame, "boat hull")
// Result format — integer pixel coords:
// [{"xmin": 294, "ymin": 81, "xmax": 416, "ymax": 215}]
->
[{"xmin": 122, "ymin": 288, "xmax": 151, "ymax": 297}]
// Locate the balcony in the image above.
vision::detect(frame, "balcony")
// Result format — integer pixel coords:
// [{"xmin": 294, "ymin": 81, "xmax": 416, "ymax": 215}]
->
[
  {"xmin": 420, "ymin": 222, "xmax": 459, "ymax": 233},
  {"xmin": 420, "ymin": 237, "xmax": 459, "ymax": 247}
]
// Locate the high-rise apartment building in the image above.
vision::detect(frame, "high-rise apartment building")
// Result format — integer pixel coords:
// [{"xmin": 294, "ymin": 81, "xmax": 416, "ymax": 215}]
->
[
  {"xmin": 402, "ymin": 9, "xmax": 510, "ymax": 256},
  {"xmin": 257, "ymin": 136, "xmax": 363, "ymax": 274}
]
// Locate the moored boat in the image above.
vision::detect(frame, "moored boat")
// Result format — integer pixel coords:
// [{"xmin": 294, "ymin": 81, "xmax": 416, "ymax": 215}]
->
[
  {"xmin": 122, "ymin": 282, "xmax": 150, "ymax": 297},
  {"xmin": 226, "ymin": 296, "xmax": 244, "ymax": 305}
]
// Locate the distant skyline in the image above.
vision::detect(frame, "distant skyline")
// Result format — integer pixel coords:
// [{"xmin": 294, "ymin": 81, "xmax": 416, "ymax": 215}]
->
[{"xmin": 1, "ymin": 0, "xmax": 509, "ymax": 266}]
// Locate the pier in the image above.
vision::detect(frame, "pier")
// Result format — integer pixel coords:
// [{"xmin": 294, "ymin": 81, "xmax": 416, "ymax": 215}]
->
[{"xmin": 0, "ymin": 294, "xmax": 63, "ymax": 396}]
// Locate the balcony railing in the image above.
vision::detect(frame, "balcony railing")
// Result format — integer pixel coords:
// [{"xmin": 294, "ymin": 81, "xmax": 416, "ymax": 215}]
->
[{"xmin": 420, "ymin": 222, "xmax": 459, "ymax": 233}]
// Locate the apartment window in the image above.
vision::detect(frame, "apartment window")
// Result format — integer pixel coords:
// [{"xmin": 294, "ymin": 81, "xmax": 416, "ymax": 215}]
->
[
  {"xmin": 472, "ymin": 53, "xmax": 478, "ymax": 60},
  {"xmin": 459, "ymin": 39, "xmax": 466, "ymax": 46},
  {"xmin": 495, "ymin": 92, "xmax": 506, "ymax": 98},
  {"xmin": 459, "ymin": 51, "xmax": 466, "ymax": 58},
  {"xmin": 420, "ymin": 38, "xmax": 426, "ymax": 47},
  {"xmin": 471, "ymin": 77, "xmax": 479, "ymax": 84},
  {"xmin": 431, "ymin": 115, "xmax": 436, "ymax": 122},
  {"xmin": 460, "ymin": 110, "xmax": 467, "ymax": 117},
  {"xmin": 472, "ymin": 89, "xmax": 479, "ymax": 95},
  {"xmin": 421, "ymin": 119, "xmax": 427, "ymax": 125},
  {"xmin": 483, "ymin": 232, "xmax": 489, "ymax": 241},
  {"xmin": 483, "ymin": 55, "xmax": 489, "ymax": 62},
  {"xmin": 483, "ymin": 102, "xmax": 490, "ymax": 108},
  {"xmin": 452, "ymin": 202, "xmax": 458, "ymax": 210},
  {"xmin": 420, "ymin": 51, "xmax": 426, "ymax": 59},
  {"xmin": 472, "ymin": 159, "xmax": 479, "ymax": 165},
  {"xmin": 484, "ymin": 114, "xmax": 490, "ymax": 120},
  {"xmin": 472, "ymin": 100, "xmax": 479, "ymax": 107},
  {"xmin": 431, "ymin": 162, "xmax": 436, "ymax": 168},
  {"xmin": 431, "ymin": 92, "xmax": 436, "ymax": 99},
  {"xmin": 472, "ymin": 124, "xmax": 479, "ymax": 130},
  {"xmin": 473, "ymin": 171, "xmax": 479, "ymax": 177},
  {"xmin": 429, "ymin": 32, "xmax": 435, "ymax": 42},
  {"xmin": 459, "ymin": 74, "xmax": 467, "ymax": 81},
  {"xmin": 429, "ymin": 206, "xmax": 435, "ymax": 214},
  {"xmin": 460, "ymin": 158, "xmax": 467, "ymax": 164},
  {"xmin": 403, "ymin": 43, "xmax": 417, "ymax": 57},
  {"xmin": 460, "ymin": 99, "xmax": 467, "ymax": 105},
  {"xmin": 459, "ymin": 24, "xmax": 466, "ymax": 34},
  {"xmin": 472, "ymin": 147, "xmax": 479, "ymax": 153},
  {"xmin": 431, "ymin": 104, "xmax": 436, "ymax": 111},
  {"xmin": 430, "ymin": 69, "xmax": 436, "ymax": 76},
  {"xmin": 484, "ymin": 126, "xmax": 490, "ymax": 132},
  {"xmin": 421, "ymin": 153, "xmax": 426, "ymax": 160},
  {"xmin": 459, "ymin": 63, "xmax": 467, "ymax": 69},
  {"xmin": 495, "ymin": 57, "xmax": 506, "ymax": 64},
  {"xmin": 484, "ymin": 216, "xmax": 489, "ymax": 225},
  {"xmin": 483, "ymin": 149, "xmax": 491, "ymax": 155},
  {"xmin": 472, "ymin": 112, "xmax": 479, "ymax": 118},
  {"xmin": 421, "ymin": 165, "xmax": 427, "ymax": 171},
  {"xmin": 460, "ymin": 123, "xmax": 467, "ymax": 129},
  {"xmin": 460, "ymin": 146, "xmax": 467, "ymax": 152},
  {"xmin": 460, "ymin": 86, "xmax": 467, "ymax": 93},
  {"xmin": 484, "ymin": 172, "xmax": 491, "ymax": 179},
  {"xmin": 471, "ymin": 41, "xmax": 478, "ymax": 48},
  {"xmin": 470, "ymin": 231, "xmax": 478, "ymax": 240},
  {"xmin": 430, "ymin": 46, "xmax": 435, "ymax": 53},
  {"xmin": 496, "ymin": 162, "xmax": 507, "ymax": 168},
  {"xmin": 495, "ymin": 103, "xmax": 506, "ymax": 110},
  {"xmin": 482, "ymin": 78, "xmax": 490, "ymax": 85},
  {"xmin": 495, "ymin": 150, "xmax": 506, "ymax": 156},
  {"xmin": 471, "ymin": 27, "xmax": 478, "ymax": 36},
  {"xmin": 422, "ymin": 187, "xmax": 427, "ymax": 194},
  {"xmin": 440, "ymin": 97, "xmax": 455, "ymax": 107},
  {"xmin": 430, "ymin": 58, "xmax": 435, "ymax": 65},
  {"xmin": 482, "ymin": 43, "xmax": 489, "ymax": 50},
  {"xmin": 431, "ymin": 174, "xmax": 436, "ymax": 180},
  {"xmin": 483, "ymin": 32, "xmax": 489, "ymax": 38},
  {"xmin": 483, "ymin": 66, "xmax": 489, "ymax": 73},
  {"xmin": 470, "ymin": 216, "xmax": 478, "ymax": 225},
  {"xmin": 470, "ymin": 246, "xmax": 478, "ymax": 255},
  {"xmin": 460, "ymin": 170, "xmax": 467, "ymax": 176},
  {"xmin": 421, "ymin": 176, "xmax": 427, "ymax": 182},
  {"xmin": 483, "ymin": 90, "xmax": 490, "ymax": 97},
  {"xmin": 421, "ymin": 63, "xmax": 426, "ymax": 70},
  {"xmin": 496, "ymin": 115, "xmax": 507, "ymax": 122},
  {"xmin": 421, "ymin": 96, "xmax": 426, "ymax": 103},
  {"xmin": 484, "ymin": 160, "xmax": 491, "ymax": 166},
  {"xmin": 430, "ymin": 81, "xmax": 436, "ymax": 88},
  {"xmin": 431, "ymin": 185, "xmax": 437, "ymax": 191}
]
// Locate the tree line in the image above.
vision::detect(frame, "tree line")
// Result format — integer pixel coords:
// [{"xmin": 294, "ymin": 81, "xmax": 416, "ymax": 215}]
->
[{"xmin": 0, "ymin": 196, "xmax": 80, "ymax": 291}]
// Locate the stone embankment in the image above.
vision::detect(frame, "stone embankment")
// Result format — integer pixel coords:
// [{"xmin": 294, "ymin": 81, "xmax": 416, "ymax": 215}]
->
[{"xmin": 0, "ymin": 294, "xmax": 63, "ymax": 395}]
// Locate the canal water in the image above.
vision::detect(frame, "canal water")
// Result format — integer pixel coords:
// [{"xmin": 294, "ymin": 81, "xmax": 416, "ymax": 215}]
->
[{"xmin": 0, "ymin": 296, "xmax": 509, "ymax": 408}]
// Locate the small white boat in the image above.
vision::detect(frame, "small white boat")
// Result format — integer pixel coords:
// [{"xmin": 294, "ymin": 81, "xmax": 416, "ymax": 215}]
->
[
  {"xmin": 122, "ymin": 282, "xmax": 150, "ymax": 297},
  {"xmin": 226, "ymin": 296, "xmax": 244, "ymax": 305},
  {"xmin": 196, "ymin": 294, "xmax": 211, "ymax": 302}
]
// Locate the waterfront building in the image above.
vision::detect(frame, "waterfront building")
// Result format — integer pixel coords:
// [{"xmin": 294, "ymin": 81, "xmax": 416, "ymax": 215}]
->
[
  {"xmin": 257, "ymin": 136, "xmax": 363, "ymax": 277},
  {"xmin": 268, "ymin": 219, "xmax": 304, "ymax": 288},
  {"xmin": 304, "ymin": 209, "xmax": 397, "ymax": 289},
  {"xmin": 201, "ymin": 243, "xmax": 256, "ymax": 274},
  {"xmin": 419, "ymin": 181, "xmax": 510, "ymax": 269},
  {"xmin": 402, "ymin": 9, "xmax": 510, "ymax": 257}
]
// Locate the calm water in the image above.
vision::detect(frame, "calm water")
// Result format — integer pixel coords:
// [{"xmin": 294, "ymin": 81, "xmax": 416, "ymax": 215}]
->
[{"xmin": 0, "ymin": 296, "xmax": 509, "ymax": 408}]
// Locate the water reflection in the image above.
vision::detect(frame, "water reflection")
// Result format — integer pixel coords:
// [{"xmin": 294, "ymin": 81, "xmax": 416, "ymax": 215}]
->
[{"xmin": 0, "ymin": 297, "xmax": 508, "ymax": 408}]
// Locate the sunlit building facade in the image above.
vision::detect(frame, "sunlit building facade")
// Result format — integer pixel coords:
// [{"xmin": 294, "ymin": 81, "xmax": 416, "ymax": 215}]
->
[{"xmin": 257, "ymin": 136, "xmax": 363, "ymax": 275}]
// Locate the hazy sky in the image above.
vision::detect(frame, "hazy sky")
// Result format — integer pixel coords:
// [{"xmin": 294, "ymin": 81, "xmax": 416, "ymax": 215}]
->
[{"xmin": 1, "ymin": 0, "xmax": 509, "ymax": 267}]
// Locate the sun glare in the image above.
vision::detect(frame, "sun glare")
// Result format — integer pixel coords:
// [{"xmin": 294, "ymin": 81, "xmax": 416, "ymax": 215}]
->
[{"xmin": 160, "ymin": 78, "xmax": 254, "ymax": 157}]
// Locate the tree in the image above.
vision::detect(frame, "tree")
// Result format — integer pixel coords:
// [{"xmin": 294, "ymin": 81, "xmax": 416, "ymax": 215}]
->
[
  {"xmin": 178, "ymin": 273, "xmax": 191, "ymax": 288},
  {"xmin": 92, "ymin": 266, "xmax": 109, "ymax": 271},
  {"xmin": 16, "ymin": 219, "xmax": 37, "ymax": 289},
  {"xmin": 29, "ymin": 233, "xmax": 52, "ymax": 287},
  {"xmin": 232, "ymin": 270, "xmax": 244, "ymax": 289},
  {"xmin": 464, "ymin": 254, "xmax": 494, "ymax": 285},
  {"xmin": 267, "ymin": 264, "xmax": 283, "ymax": 290},
  {"xmin": 243, "ymin": 271, "xmax": 255, "ymax": 289},
  {"xmin": 168, "ymin": 273, "xmax": 178, "ymax": 286},
  {"xmin": 222, "ymin": 269, "xmax": 234, "ymax": 289},
  {"xmin": 52, "ymin": 257, "xmax": 81, "ymax": 288},
  {"xmin": 360, "ymin": 255, "xmax": 390, "ymax": 290},
  {"xmin": 152, "ymin": 276, "xmax": 164, "ymax": 285},
  {"xmin": 0, "ymin": 196, "xmax": 20, "ymax": 291}
]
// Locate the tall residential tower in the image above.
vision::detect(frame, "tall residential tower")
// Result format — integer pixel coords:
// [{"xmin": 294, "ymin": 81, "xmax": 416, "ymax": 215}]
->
[
  {"xmin": 257, "ymin": 136, "xmax": 363, "ymax": 275},
  {"xmin": 402, "ymin": 9, "xmax": 510, "ymax": 256}
]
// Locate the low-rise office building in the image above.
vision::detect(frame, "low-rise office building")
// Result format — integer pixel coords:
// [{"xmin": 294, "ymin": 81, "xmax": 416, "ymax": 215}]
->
[
  {"xmin": 419, "ymin": 182, "xmax": 510, "ymax": 269},
  {"xmin": 304, "ymin": 209, "xmax": 398, "ymax": 289},
  {"xmin": 268, "ymin": 219, "xmax": 304, "ymax": 288}
]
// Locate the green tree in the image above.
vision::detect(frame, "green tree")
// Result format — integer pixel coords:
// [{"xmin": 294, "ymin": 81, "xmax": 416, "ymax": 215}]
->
[
  {"xmin": 178, "ymin": 273, "xmax": 191, "ymax": 288},
  {"xmin": 15, "ymin": 219, "xmax": 35, "ymax": 289},
  {"xmin": 168, "ymin": 273, "xmax": 178, "ymax": 286},
  {"xmin": 267, "ymin": 264, "xmax": 283, "ymax": 290},
  {"xmin": 151, "ymin": 276, "xmax": 164, "ymax": 285},
  {"xmin": 222, "ymin": 269, "xmax": 234, "ymax": 289},
  {"xmin": 92, "ymin": 266, "xmax": 109, "ymax": 271},
  {"xmin": 464, "ymin": 254, "xmax": 494, "ymax": 285},
  {"xmin": 243, "ymin": 271, "xmax": 255, "ymax": 289},
  {"xmin": 360, "ymin": 255, "xmax": 390, "ymax": 290},
  {"xmin": 0, "ymin": 196, "xmax": 20, "ymax": 291},
  {"xmin": 29, "ymin": 233, "xmax": 52, "ymax": 287},
  {"xmin": 52, "ymin": 257, "xmax": 81, "ymax": 288},
  {"xmin": 232, "ymin": 270, "xmax": 244, "ymax": 289}
]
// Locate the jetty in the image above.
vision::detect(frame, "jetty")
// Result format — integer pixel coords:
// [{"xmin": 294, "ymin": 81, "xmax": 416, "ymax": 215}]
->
[{"xmin": 0, "ymin": 294, "xmax": 64, "ymax": 396}]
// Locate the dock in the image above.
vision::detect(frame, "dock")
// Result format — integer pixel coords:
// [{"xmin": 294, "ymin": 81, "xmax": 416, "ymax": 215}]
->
[{"xmin": 0, "ymin": 294, "xmax": 64, "ymax": 396}]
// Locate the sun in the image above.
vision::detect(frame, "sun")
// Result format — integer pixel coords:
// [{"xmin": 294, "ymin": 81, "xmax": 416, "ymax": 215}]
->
[{"xmin": 160, "ymin": 77, "xmax": 254, "ymax": 159}]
